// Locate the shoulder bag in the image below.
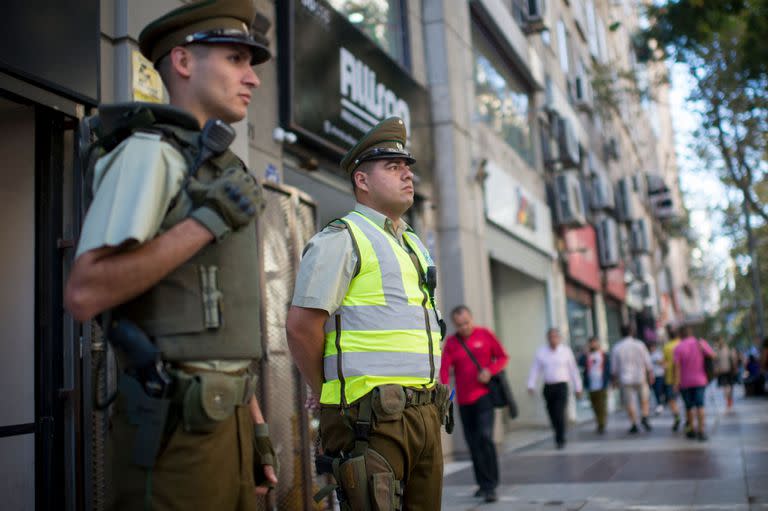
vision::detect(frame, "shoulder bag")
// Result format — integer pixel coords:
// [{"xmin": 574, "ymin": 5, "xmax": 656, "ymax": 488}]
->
[
  {"xmin": 698, "ymin": 340, "xmax": 715, "ymax": 383},
  {"xmin": 456, "ymin": 335, "xmax": 518, "ymax": 418}
]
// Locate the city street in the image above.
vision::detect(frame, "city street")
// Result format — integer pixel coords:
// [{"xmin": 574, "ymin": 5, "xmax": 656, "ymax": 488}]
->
[{"xmin": 442, "ymin": 392, "xmax": 768, "ymax": 510}]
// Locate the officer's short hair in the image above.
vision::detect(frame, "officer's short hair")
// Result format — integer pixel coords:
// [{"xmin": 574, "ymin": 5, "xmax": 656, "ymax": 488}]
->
[
  {"xmin": 155, "ymin": 44, "xmax": 211, "ymax": 88},
  {"xmin": 450, "ymin": 305, "xmax": 471, "ymax": 318},
  {"xmin": 350, "ymin": 160, "xmax": 375, "ymax": 192},
  {"xmin": 620, "ymin": 324, "xmax": 633, "ymax": 337}
]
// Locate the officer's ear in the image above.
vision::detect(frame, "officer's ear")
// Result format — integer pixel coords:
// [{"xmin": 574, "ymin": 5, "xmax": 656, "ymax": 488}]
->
[
  {"xmin": 353, "ymin": 166, "xmax": 370, "ymax": 194},
  {"xmin": 169, "ymin": 46, "xmax": 194, "ymax": 79}
]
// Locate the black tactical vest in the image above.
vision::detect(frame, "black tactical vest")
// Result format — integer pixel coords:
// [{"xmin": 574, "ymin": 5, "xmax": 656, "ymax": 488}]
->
[{"xmin": 96, "ymin": 104, "xmax": 262, "ymax": 362}]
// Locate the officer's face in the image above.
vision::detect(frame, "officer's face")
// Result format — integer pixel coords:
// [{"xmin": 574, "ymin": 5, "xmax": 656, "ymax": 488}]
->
[
  {"xmin": 547, "ymin": 329, "xmax": 561, "ymax": 348},
  {"xmin": 452, "ymin": 310, "xmax": 474, "ymax": 338},
  {"xmin": 189, "ymin": 44, "xmax": 260, "ymax": 123},
  {"xmin": 357, "ymin": 158, "xmax": 414, "ymax": 215}
]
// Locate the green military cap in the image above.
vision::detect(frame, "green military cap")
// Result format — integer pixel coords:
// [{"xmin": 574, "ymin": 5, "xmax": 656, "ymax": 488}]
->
[
  {"xmin": 340, "ymin": 117, "xmax": 416, "ymax": 175},
  {"xmin": 139, "ymin": 0, "xmax": 271, "ymax": 66}
]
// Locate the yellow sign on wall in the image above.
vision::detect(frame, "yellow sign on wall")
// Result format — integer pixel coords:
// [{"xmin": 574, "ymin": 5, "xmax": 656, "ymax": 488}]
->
[{"xmin": 132, "ymin": 50, "xmax": 164, "ymax": 103}]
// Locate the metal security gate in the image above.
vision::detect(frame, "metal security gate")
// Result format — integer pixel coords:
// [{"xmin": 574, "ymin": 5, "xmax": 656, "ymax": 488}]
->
[{"xmin": 256, "ymin": 182, "xmax": 328, "ymax": 510}]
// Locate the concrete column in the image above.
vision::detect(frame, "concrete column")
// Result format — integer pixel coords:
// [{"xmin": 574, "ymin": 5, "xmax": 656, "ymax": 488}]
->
[{"xmin": 422, "ymin": 0, "xmax": 494, "ymax": 327}]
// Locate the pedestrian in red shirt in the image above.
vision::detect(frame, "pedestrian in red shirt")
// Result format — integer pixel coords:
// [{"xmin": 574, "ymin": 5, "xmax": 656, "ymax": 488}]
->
[{"xmin": 439, "ymin": 305, "xmax": 509, "ymax": 503}]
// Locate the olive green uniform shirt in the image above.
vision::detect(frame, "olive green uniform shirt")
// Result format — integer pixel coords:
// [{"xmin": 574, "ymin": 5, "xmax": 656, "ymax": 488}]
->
[
  {"xmin": 75, "ymin": 132, "xmax": 250, "ymax": 372},
  {"xmin": 291, "ymin": 203, "xmax": 410, "ymax": 314}
]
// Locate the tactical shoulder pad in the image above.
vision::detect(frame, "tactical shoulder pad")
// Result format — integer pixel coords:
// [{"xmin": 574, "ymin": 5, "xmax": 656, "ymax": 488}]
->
[{"xmin": 94, "ymin": 102, "xmax": 198, "ymax": 152}]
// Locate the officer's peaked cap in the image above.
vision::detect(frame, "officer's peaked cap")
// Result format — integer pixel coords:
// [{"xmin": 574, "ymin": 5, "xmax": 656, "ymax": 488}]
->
[
  {"xmin": 341, "ymin": 117, "xmax": 415, "ymax": 175},
  {"xmin": 139, "ymin": 0, "xmax": 271, "ymax": 65}
]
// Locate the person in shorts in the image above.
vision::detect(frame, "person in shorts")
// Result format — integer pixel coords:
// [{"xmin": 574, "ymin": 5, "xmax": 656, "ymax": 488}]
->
[
  {"xmin": 611, "ymin": 324, "xmax": 654, "ymax": 434},
  {"xmin": 674, "ymin": 325, "xmax": 715, "ymax": 441}
]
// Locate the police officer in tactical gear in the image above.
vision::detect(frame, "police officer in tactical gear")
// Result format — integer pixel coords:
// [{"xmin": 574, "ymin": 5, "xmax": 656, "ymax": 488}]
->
[
  {"xmin": 64, "ymin": 0, "xmax": 277, "ymax": 508},
  {"xmin": 286, "ymin": 117, "xmax": 450, "ymax": 510}
]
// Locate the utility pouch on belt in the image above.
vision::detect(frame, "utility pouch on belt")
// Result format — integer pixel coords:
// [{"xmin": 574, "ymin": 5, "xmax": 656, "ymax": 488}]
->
[
  {"xmin": 177, "ymin": 371, "xmax": 249, "ymax": 434},
  {"xmin": 371, "ymin": 384, "xmax": 406, "ymax": 422},
  {"xmin": 118, "ymin": 374, "xmax": 170, "ymax": 468}
]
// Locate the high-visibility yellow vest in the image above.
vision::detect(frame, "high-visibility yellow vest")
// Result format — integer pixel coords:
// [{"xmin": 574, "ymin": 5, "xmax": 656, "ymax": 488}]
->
[{"xmin": 320, "ymin": 211, "xmax": 443, "ymax": 405}]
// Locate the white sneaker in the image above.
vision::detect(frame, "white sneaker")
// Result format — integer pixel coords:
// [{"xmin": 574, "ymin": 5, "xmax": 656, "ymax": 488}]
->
[{"xmin": 654, "ymin": 405, "xmax": 663, "ymax": 415}]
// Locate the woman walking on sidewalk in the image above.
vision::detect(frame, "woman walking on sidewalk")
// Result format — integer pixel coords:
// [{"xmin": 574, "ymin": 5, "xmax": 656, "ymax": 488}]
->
[
  {"xmin": 714, "ymin": 337, "xmax": 738, "ymax": 411},
  {"xmin": 583, "ymin": 336, "xmax": 611, "ymax": 434}
]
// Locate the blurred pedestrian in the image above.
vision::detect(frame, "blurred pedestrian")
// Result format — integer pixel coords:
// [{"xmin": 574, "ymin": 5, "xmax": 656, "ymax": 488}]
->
[
  {"xmin": 714, "ymin": 337, "xmax": 738, "ymax": 411},
  {"xmin": 663, "ymin": 325, "xmax": 683, "ymax": 431},
  {"xmin": 582, "ymin": 336, "xmax": 610, "ymax": 434},
  {"xmin": 611, "ymin": 324, "xmax": 654, "ymax": 434},
  {"xmin": 527, "ymin": 328, "xmax": 583, "ymax": 449},
  {"xmin": 674, "ymin": 325, "xmax": 715, "ymax": 441},
  {"xmin": 440, "ymin": 305, "xmax": 509, "ymax": 503},
  {"xmin": 649, "ymin": 342, "xmax": 666, "ymax": 415}
]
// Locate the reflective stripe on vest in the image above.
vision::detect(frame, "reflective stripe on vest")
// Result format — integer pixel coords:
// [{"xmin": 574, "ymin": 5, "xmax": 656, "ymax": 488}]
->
[{"xmin": 320, "ymin": 211, "xmax": 442, "ymax": 405}]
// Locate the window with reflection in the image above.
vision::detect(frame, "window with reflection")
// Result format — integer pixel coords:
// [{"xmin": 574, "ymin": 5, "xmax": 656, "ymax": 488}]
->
[
  {"xmin": 472, "ymin": 24, "xmax": 534, "ymax": 165},
  {"xmin": 328, "ymin": 0, "xmax": 407, "ymax": 66}
]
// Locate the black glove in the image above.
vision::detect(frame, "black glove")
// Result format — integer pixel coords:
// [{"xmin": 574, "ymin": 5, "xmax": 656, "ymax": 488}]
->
[
  {"xmin": 253, "ymin": 423, "xmax": 278, "ymax": 488},
  {"xmin": 189, "ymin": 167, "xmax": 263, "ymax": 240}
]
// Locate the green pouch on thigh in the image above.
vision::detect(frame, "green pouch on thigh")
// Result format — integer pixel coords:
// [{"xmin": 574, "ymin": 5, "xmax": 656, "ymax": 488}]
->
[
  {"xmin": 182, "ymin": 373, "xmax": 239, "ymax": 433},
  {"xmin": 336, "ymin": 454, "xmax": 370, "ymax": 511},
  {"xmin": 372, "ymin": 385, "xmax": 406, "ymax": 422},
  {"xmin": 366, "ymin": 449, "xmax": 401, "ymax": 511}
]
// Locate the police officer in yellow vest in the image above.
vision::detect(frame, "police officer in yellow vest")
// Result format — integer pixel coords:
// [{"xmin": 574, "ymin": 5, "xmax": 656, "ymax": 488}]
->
[
  {"xmin": 286, "ymin": 117, "xmax": 451, "ymax": 510},
  {"xmin": 64, "ymin": 1, "xmax": 277, "ymax": 509}
]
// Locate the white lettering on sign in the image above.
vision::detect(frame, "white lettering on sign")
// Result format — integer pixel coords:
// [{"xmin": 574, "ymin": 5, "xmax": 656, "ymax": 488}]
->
[{"xmin": 339, "ymin": 47, "xmax": 411, "ymax": 140}]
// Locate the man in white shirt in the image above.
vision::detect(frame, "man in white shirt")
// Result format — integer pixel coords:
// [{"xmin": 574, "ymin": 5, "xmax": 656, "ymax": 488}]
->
[
  {"xmin": 611, "ymin": 324, "xmax": 654, "ymax": 434},
  {"xmin": 528, "ymin": 328, "xmax": 583, "ymax": 449}
]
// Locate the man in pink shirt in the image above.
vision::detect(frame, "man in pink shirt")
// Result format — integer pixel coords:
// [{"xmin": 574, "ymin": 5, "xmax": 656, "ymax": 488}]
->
[
  {"xmin": 674, "ymin": 325, "xmax": 715, "ymax": 441},
  {"xmin": 440, "ymin": 305, "xmax": 509, "ymax": 503}
]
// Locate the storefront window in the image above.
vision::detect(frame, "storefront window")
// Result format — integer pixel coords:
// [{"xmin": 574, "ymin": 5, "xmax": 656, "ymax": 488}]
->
[
  {"xmin": 328, "ymin": 0, "xmax": 407, "ymax": 66},
  {"xmin": 472, "ymin": 26, "xmax": 534, "ymax": 165}
]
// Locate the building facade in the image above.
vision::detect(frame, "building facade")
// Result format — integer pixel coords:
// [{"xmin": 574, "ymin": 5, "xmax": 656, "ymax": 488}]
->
[{"xmin": 0, "ymin": 0, "xmax": 700, "ymax": 509}]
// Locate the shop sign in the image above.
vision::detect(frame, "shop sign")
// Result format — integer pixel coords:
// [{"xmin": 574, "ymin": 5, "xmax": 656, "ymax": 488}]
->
[
  {"xmin": 564, "ymin": 225, "xmax": 600, "ymax": 291},
  {"xmin": 278, "ymin": 0, "xmax": 432, "ymax": 166},
  {"xmin": 484, "ymin": 160, "xmax": 554, "ymax": 255},
  {"xmin": 603, "ymin": 263, "xmax": 626, "ymax": 302},
  {"xmin": 132, "ymin": 51, "xmax": 164, "ymax": 103}
]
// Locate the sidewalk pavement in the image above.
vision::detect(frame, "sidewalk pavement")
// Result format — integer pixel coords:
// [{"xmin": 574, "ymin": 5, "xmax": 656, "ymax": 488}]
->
[{"xmin": 442, "ymin": 386, "xmax": 768, "ymax": 510}]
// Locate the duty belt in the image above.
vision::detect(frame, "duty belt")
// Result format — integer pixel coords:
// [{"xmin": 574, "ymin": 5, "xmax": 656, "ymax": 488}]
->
[{"xmin": 403, "ymin": 386, "xmax": 438, "ymax": 407}]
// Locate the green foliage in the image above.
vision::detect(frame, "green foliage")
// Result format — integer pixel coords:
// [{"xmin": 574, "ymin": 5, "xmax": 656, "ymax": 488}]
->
[
  {"xmin": 642, "ymin": 1, "xmax": 768, "ymax": 337},
  {"xmin": 644, "ymin": 0, "xmax": 768, "ymax": 81}
]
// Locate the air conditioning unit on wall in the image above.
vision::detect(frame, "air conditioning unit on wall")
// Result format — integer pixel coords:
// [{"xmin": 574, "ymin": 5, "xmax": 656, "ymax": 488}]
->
[
  {"xmin": 597, "ymin": 216, "xmax": 620, "ymax": 268},
  {"xmin": 630, "ymin": 219, "xmax": 651, "ymax": 254},
  {"xmin": 604, "ymin": 137, "xmax": 620, "ymax": 161},
  {"xmin": 554, "ymin": 171, "xmax": 587, "ymax": 226},
  {"xmin": 557, "ymin": 116, "xmax": 581, "ymax": 169},
  {"xmin": 591, "ymin": 171, "xmax": 615, "ymax": 211},
  {"xmin": 615, "ymin": 176, "xmax": 637, "ymax": 223},
  {"xmin": 526, "ymin": 0, "xmax": 548, "ymax": 33}
]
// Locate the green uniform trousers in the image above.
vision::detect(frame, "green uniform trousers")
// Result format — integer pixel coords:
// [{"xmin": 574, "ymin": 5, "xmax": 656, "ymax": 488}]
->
[
  {"xmin": 107, "ymin": 402, "xmax": 257, "ymax": 511},
  {"xmin": 320, "ymin": 400, "xmax": 444, "ymax": 511},
  {"xmin": 589, "ymin": 389, "xmax": 608, "ymax": 430}
]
